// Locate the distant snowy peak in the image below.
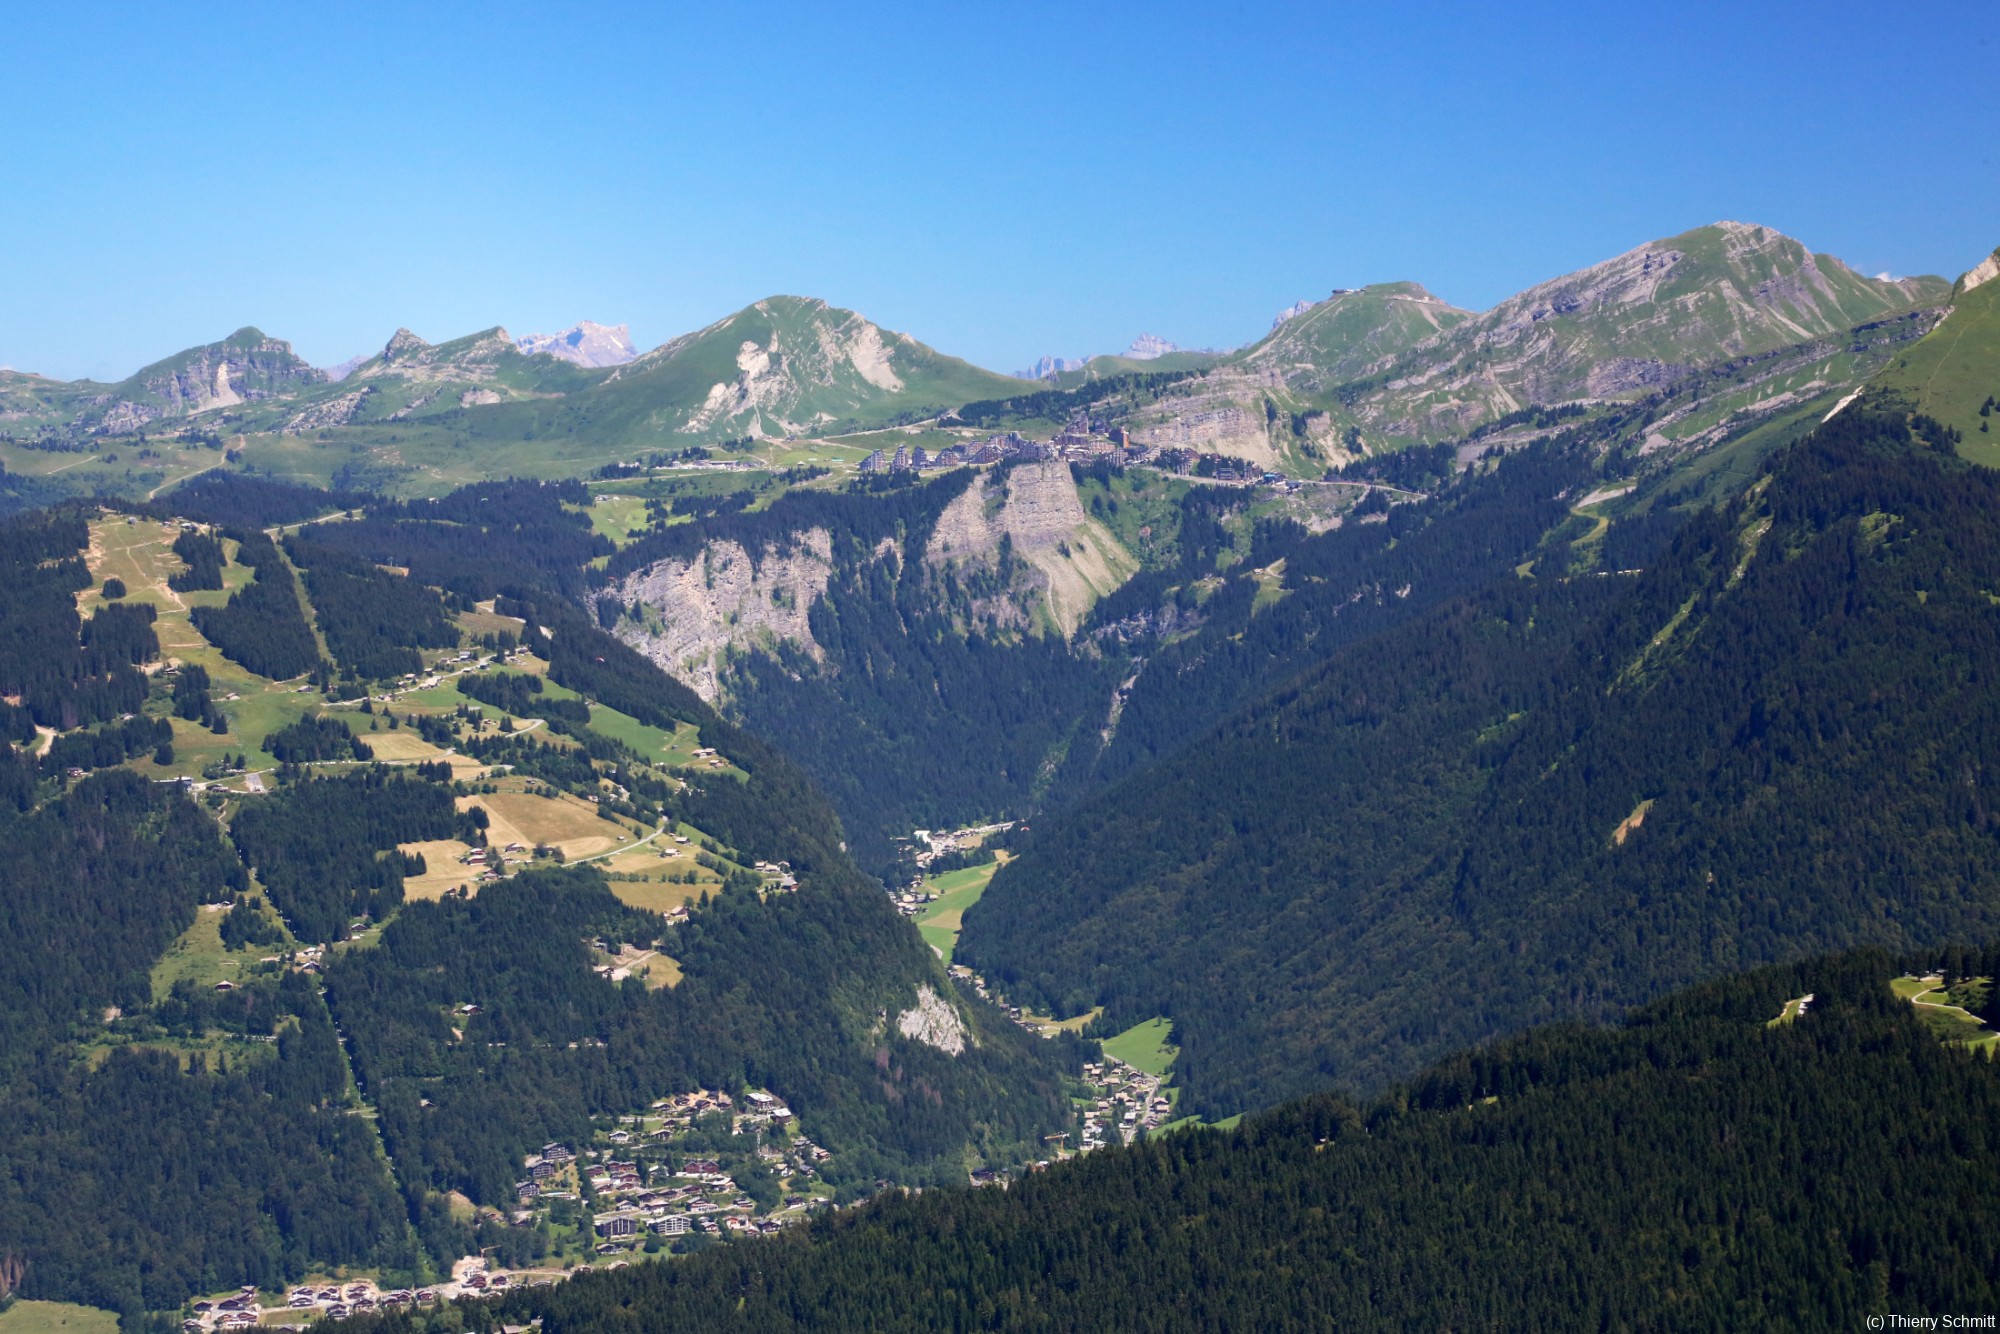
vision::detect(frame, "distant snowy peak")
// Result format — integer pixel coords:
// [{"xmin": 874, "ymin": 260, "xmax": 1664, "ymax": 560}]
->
[
  {"xmin": 1015, "ymin": 354, "xmax": 1090, "ymax": 380},
  {"xmin": 516, "ymin": 321, "xmax": 637, "ymax": 368},
  {"xmin": 1270, "ymin": 300, "xmax": 1315, "ymax": 331},
  {"xmin": 323, "ymin": 353, "xmax": 370, "ymax": 383},
  {"xmin": 1122, "ymin": 333, "xmax": 1178, "ymax": 360}
]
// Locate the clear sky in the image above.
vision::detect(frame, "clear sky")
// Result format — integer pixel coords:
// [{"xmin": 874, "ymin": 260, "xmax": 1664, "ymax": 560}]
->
[{"xmin": 2, "ymin": 1, "xmax": 1993, "ymax": 381}]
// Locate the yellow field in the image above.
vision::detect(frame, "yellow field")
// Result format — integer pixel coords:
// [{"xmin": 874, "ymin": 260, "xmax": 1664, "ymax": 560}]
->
[
  {"xmin": 348, "ymin": 727, "xmax": 490, "ymax": 777},
  {"xmin": 457, "ymin": 607, "xmax": 528, "ymax": 639},
  {"xmin": 398, "ymin": 838, "xmax": 482, "ymax": 900},
  {"xmin": 609, "ymin": 879, "xmax": 709, "ymax": 916},
  {"xmin": 459, "ymin": 788, "xmax": 639, "ymax": 859}
]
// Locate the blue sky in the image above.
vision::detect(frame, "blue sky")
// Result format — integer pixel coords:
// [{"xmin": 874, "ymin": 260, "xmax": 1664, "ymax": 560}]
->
[{"xmin": 1, "ymin": 1, "xmax": 1993, "ymax": 380}]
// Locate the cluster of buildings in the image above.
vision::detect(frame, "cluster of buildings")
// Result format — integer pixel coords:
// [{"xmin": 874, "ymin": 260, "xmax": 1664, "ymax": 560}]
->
[
  {"xmin": 183, "ymin": 1260, "xmax": 535, "ymax": 1330},
  {"xmin": 909, "ymin": 822, "xmax": 1012, "ymax": 871},
  {"xmin": 942, "ymin": 960, "xmax": 1181, "ymax": 1161},
  {"xmin": 858, "ymin": 424, "xmax": 1149, "ymax": 476},
  {"xmin": 507, "ymin": 1091, "xmax": 835, "ymax": 1256},
  {"xmin": 1078, "ymin": 1057, "xmax": 1176, "ymax": 1149}
]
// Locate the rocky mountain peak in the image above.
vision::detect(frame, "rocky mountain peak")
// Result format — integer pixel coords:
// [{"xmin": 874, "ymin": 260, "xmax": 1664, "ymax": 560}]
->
[
  {"xmin": 1123, "ymin": 333, "xmax": 1178, "ymax": 360},
  {"xmin": 382, "ymin": 328, "xmax": 430, "ymax": 362}
]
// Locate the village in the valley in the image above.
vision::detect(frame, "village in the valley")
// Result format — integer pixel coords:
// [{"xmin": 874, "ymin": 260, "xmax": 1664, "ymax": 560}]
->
[
  {"xmin": 182, "ymin": 1085, "xmax": 832, "ymax": 1331},
  {"xmin": 897, "ymin": 822, "xmax": 1186, "ymax": 1162}
]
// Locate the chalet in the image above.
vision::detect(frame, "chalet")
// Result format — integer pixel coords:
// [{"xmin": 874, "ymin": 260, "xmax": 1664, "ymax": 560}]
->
[
  {"xmin": 650, "ymin": 1213, "xmax": 690, "ymax": 1236},
  {"xmin": 516, "ymin": 1179, "xmax": 541, "ymax": 1202}
]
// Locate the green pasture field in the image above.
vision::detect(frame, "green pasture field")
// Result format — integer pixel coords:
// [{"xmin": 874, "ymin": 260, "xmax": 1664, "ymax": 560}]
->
[{"xmin": 1100, "ymin": 1017, "xmax": 1178, "ymax": 1078}]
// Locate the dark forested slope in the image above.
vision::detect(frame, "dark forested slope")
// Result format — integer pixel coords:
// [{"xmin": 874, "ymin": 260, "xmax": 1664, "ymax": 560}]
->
[
  {"xmin": 358, "ymin": 951, "xmax": 2000, "ymax": 1332},
  {"xmin": 961, "ymin": 398, "xmax": 2000, "ymax": 1115}
]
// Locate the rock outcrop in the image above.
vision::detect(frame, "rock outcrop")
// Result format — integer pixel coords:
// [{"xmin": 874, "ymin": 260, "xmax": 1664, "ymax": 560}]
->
[
  {"xmin": 895, "ymin": 985, "xmax": 968, "ymax": 1055},
  {"xmin": 604, "ymin": 530, "xmax": 838, "ymax": 702},
  {"xmin": 926, "ymin": 462, "xmax": 1137, "ymax": 636}
]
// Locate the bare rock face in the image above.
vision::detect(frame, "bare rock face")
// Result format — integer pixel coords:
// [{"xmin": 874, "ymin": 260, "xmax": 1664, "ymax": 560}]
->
[
  {"xmin": 516, "ymin": 321, "xmax": 638, "ymax": 368},
  {"xmin": 93, "ymin": 329, "xmax": 326, "ymax": 432},
  {"xmin": 604, "ymin": 530, "xmax": 838, "ymax": 702},
  {"xmin": 1959, "ymin": 249, "xmax": 2000, "ymax": 298},
  {"xmin": 282, "ymin": 385, "xmax": 375, "ymax": 434},
  {"xmin": 895, "ymin": 985, "xmax": 968, "ymax": 1055},
  {"xmin": 926, "ymin": 462, "xmax": 1137, "ymax": 636}
]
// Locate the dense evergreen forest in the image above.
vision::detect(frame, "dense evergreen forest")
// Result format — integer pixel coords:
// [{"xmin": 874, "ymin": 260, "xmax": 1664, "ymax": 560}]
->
[
  {"xmin": 331, "ymin": 951, "xmax": 2000, "ymax": 1332},
  {"xmin": 286, "ymin": 535, "xmax": 458, "ymax": 681},
  {"xmin": 961, "ymin": 398, "xmax": 2000, "ymax": 1115},
  {"xmin": 328, "ymin": 867, "xmax": 1084, "ymax": 1208},
  {"xmin": 188, "ymin": 530, "xmax": 324, "ymax": 681},
  {"xmin": 657, "ymin": 437, "xmax": 1651, "ymax": 872},
  {"xmin": 693, "ymin": 468, "xmax": 1122, "ymax": 870},
  {"xmin": 0, "ymin": 510, "xmax": 157, "ymax": 736},
  {"xmin": 0, "ymin": 773, "xmax": 413, "ymax": 1319}
]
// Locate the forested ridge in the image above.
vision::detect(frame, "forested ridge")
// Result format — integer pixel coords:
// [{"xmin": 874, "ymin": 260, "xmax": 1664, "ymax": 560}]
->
[
  {"xmin": 961, "ymin": 397, "xmax": 2000, "ymax": 1114},
  {"xmin": 0, "ymin": 476, "xmax": 1081, "ymax": 1322},
  {"xmin": 332, "ymin": 951, "xmax": 2000, "ymax": 1332}
]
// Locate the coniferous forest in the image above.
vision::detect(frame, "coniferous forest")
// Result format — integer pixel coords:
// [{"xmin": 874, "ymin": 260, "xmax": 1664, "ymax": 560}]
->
[{"xmin": 331, "ymin": 951, "xmax": 2000, "ymax": 1332}]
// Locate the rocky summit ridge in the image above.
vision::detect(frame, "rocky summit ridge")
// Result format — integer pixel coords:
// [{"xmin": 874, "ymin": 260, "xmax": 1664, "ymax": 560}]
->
[{"xmin": 516, "ymin": 320, "xmax": 638, "ymax": 368}]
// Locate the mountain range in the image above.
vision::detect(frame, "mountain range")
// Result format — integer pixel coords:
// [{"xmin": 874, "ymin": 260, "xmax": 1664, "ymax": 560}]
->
[{"xmin": 0, "ymin": 221, "xmax": 1952, "ymax": 505}]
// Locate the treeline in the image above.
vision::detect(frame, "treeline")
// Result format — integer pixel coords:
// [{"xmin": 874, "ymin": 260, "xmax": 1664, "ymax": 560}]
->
[
  {"xmin": 139, "ymin": 472, "xmax": 369, "ymax": 530},
  {"xmin": 230, "ymin": 768, "xmax": 472, "ymax": 943},
  {"xmin": 189, "ymin": 530, "xmax": 325, "ymax": 680},
  {"xmin": 0, "ymin": 509, "xmax": 158, "ymax": 735},
  {"xmin": 953, "ymin": 367, "xmax": 1203, "ymax": 428},
  {"xmin": 455, "ymin": 671, "xmax": 588, "ymax": 726},
  {"xmin": 339, "ymin": 952, "xmax": 2000, "ymax": 1333},
  {"xmin": 167, "ymin": 528, "xmax": 226, "ymax": 591},
  {"xmin": 287, "ymin": 535, "xmax": 459, "ymax": 680},
  {"xmin": 963, "ymin": 400, "xmax": 2000, "ymax": 1114},
  {"xmin": 39, "ymin": 714, "xmax": 172, "ymax": 775},
  {"xmin": 325, "ymin": 480, "xmax": 612, "ymax": 600},
  {"xmin": 265, "ymin": 714, "xmax": 371, "ymax": 763},
  {"xmin": 602, "ymin": 467, "xmax": 977, "ymax": 579}
]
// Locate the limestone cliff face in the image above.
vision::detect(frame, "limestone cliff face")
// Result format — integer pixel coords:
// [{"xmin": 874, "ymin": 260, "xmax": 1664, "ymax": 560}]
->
[
  {"xmin": 602, "ymin": 463, "xmax": 1139, "ymax": 702},
  {"xmin": 926, "ymin": 462, "xmax": 1137, "ymax": 637},
  {"xmin": 604, "ymin": 529, "xmax": 838, "ymax": 702}
]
